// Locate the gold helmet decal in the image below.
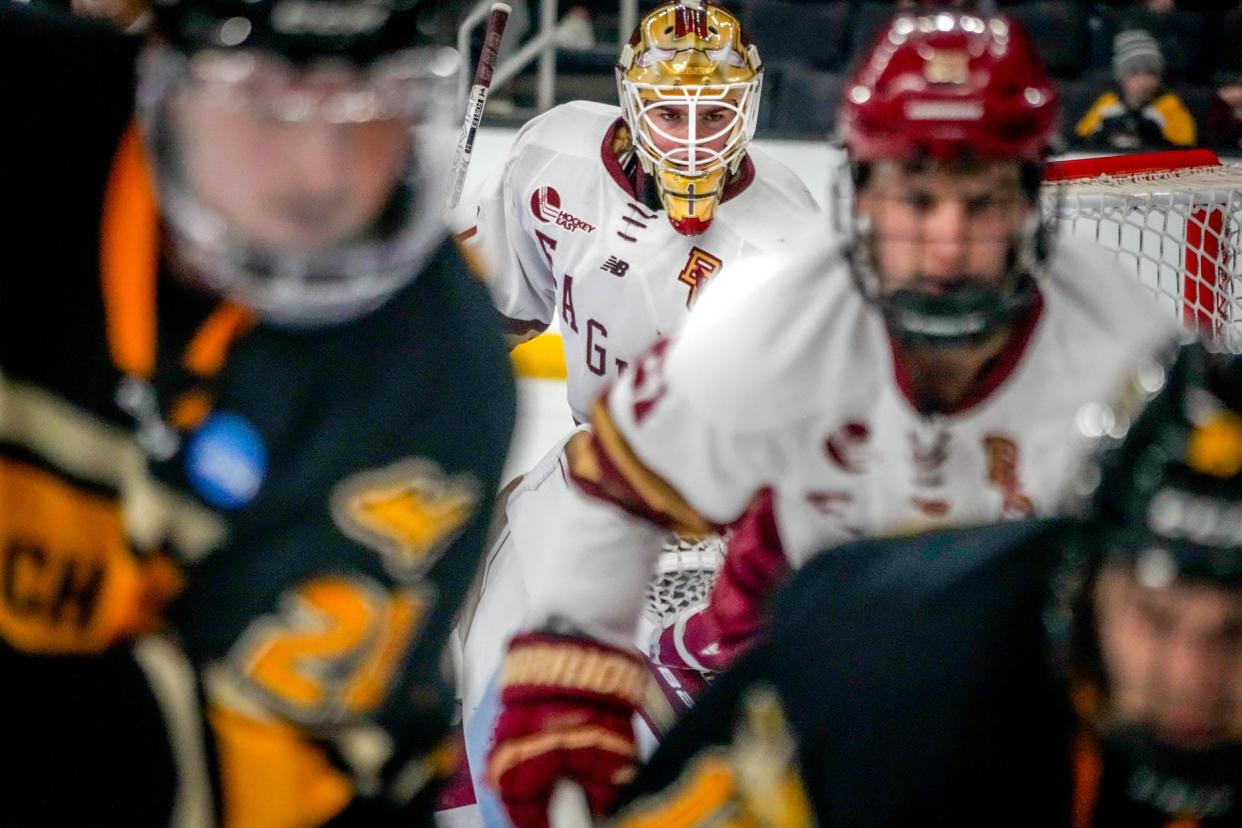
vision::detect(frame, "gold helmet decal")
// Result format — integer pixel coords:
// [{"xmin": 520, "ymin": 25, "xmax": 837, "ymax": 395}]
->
[{"xmin": 616, "ymin": 0, "xmax": 763, "ymax": 236}]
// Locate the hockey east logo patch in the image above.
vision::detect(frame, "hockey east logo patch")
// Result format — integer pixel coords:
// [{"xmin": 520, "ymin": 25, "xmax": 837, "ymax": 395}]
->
[
  {"xmin": 331, "ymin": 459, "xmax": 479, "ymax": 578},
  {"xmin": 530, "ymin": 186, "xmax": 596, "ymax": 233}
]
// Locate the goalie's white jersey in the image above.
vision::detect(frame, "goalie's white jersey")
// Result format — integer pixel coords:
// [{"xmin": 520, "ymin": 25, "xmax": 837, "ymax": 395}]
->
[
  {"xmin": 528, "ymin": 234, "xmax": 1185, "ymax": 642},
  {"xmin": 461, "ymin": 100, "xmax": 820, "ymax": 422}
]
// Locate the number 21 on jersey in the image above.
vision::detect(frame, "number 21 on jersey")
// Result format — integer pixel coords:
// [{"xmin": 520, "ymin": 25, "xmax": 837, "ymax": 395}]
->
[{"xmin": 236, "ymin": 575, "xmax": 430, "ymax": 722}]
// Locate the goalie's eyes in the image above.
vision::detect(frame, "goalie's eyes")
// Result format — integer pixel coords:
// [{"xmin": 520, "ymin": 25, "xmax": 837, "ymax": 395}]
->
[{"xmin": 647, "ymin": 107, "xmax": 734, "ymax": 128}]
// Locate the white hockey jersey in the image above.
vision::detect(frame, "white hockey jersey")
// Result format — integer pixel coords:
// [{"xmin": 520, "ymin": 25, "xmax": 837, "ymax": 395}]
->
[
  {"xmin": 462, "ymin": 101, "xmax": 821, "ymax": 423},
  {"xmin": 527, "ymin": 233, "xmax": 1184, "ymax": 643}
]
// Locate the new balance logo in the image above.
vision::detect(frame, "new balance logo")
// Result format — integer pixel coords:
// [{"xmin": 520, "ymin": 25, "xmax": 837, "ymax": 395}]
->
[{"xmin": 600, "ymin": 257, "xmax": 630, "ymax": 277}]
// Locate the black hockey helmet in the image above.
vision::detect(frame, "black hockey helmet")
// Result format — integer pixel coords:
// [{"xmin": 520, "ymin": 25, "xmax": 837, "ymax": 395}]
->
[
  {"xmin": 1080, "ymin": 340, "xmax": 1242, "ymax": 585},
  {"xmin": 137, "ymin": 0, "xmax": 461, "ymax": 325},
  {"xmin": 149, "ymin": 0, "xmax": 451, "ymax": 65},
  {"xmin": 1051, "ymin": 340, "xmax": 1242, "ymax": 821}
]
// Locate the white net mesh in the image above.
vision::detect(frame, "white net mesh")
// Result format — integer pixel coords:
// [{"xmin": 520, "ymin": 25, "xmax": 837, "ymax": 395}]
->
[
  {"xmin": 1047, "ymin": 155, "xmax": 1242, "ymax": 353},
  {"xmin": 643, "ymin": 533, "xmax": 726, "ymax": 627}
]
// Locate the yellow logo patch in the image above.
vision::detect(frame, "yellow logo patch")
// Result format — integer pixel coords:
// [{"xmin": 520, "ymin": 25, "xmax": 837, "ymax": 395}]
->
[{"xmin": 331, "ymin": 459, "xmax": 479, "ymax": 577}]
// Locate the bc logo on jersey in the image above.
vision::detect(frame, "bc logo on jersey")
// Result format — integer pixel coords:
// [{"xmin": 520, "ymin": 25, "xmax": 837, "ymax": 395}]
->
[
  {"xmin": 983, "ymin": 435, "xmax": 1035, "ymax": 519},
  {"xmin": 331, "ymin": 459, "xmax": 480, "ymax": 578},
  {"xmin": 824, "ymin": 422, "xmax": 871, "ymax": 474},
  {"xmin": 530, "ymin": 186, "xmax": 596, "ymax": 233},
  {"xmin": 677, "ymin": 247, "xmax": 723, "ymax": 307}
]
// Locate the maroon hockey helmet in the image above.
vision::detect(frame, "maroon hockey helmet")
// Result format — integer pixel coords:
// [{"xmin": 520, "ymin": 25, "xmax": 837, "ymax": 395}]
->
[{"xmin": 839, "ymin": 11, "xmax": 1059, "ymax": 164}]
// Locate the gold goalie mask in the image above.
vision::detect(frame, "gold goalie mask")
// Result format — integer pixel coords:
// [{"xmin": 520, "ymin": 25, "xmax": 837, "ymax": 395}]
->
[{"xmin": 616, "ymin": 0, "xmax": 763, "ymax": 236}]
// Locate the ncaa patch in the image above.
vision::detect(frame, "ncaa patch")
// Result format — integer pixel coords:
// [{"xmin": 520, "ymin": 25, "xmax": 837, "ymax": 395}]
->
[
  {"xmin": 185, "ymin": 412, "xmax": 267, "ymax": 509},
  {"xmin": 331, "ymin": 459, "xmax": 480, "ymax": 577}
]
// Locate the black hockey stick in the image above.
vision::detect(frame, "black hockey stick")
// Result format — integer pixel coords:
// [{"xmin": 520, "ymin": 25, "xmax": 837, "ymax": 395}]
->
[{"xmin": 446, "ymin": 2, "xmax": 512, "ymax": 210}]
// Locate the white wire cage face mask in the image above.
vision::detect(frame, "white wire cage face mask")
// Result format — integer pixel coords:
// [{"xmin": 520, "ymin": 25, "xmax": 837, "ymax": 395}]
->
[
  {"xmin": 136, "ymin": 43, "xmax": 460, "ymax": 327},
  {"xmin": 614, "ymin": 1, "xmax": 763, "ymax": 234},
  {"xmin": 619, "ymin": 77, "xmax": 760, "ymax": 180}
]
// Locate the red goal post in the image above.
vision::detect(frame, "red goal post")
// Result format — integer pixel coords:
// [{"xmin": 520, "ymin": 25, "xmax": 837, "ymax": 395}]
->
[{"xmin": 1045, "ymin": 149, "xmax": 1242, "ymax": 352}]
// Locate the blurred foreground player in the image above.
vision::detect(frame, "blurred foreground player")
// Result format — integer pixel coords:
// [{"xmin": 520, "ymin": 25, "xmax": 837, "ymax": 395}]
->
[
  {"xmin": 483, "ymin": 11, "xmax": 1188, "ymax": 827},
  {"xmin": 0, "ymin": 1, "xmax": 513, "ymax": 824},
  {"xmin": 622, "ymin": 341, "xmax": 1242, "ymax": 827}
]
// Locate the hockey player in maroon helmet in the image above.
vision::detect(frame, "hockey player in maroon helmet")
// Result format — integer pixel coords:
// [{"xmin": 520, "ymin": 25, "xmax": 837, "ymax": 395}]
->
[{"xmin": 480, "ymin": 10, "xmax": 1195, "ymax": 828}]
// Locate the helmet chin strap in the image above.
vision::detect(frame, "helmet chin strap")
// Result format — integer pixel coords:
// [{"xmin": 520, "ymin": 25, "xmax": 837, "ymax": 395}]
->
[
  {"xmin": 879, "ymin": 277, "xmax": 1038, "ymax": 349},
  {"xmin": 1097, "ymin": 722, "xmax": 1242, "ymax": 820}
]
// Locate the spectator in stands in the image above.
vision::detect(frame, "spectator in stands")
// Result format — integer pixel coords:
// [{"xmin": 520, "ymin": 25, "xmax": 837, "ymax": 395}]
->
[
  {"xmin": 1217, "ymin": 4, "xmax": 1242, "ymax": 87},
  {"xmin": 1075, "ymin": 29, "xmax": 1196, "ymax": 150},
  {"xmin": 1207, "ymin": 71, "xmax": 1242, "ymax": 151},
  {"xmin": 1114, "ymin": 0, "xmax": 1216, "ymax": 84}
]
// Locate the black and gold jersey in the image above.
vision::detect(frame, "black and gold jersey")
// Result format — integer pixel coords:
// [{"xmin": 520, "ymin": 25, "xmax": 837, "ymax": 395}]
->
[{"xmin": 0, "ymin": 5, "xmax": 516, "ymax": 825}]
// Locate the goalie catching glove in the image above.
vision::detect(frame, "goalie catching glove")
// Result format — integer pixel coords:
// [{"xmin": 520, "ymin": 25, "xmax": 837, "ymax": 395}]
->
[{"xmin": 487, "ymin": 630, "xmax": 647, "ymax": 828}]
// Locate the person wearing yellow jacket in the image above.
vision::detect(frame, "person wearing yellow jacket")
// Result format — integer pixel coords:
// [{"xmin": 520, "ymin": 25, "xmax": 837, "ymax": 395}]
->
[{"xmin": 1076, "ymin": 29, "xmax": 1197, "ymax": 151}]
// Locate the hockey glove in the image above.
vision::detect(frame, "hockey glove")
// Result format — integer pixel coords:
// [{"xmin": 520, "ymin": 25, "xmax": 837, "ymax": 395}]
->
[
  {"xmin": 487, "ymin": 631, "xmax": 646, "ymax": 828},
  {"xmin": 651, "ymin": 600, "xmax": 733, "ymax": 675}
]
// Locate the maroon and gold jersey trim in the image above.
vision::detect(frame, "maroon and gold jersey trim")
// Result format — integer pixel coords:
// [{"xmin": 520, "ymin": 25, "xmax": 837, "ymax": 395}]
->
[{"xmin": 565, "ymin": 400, "xmax": 715, "ymax": 536}]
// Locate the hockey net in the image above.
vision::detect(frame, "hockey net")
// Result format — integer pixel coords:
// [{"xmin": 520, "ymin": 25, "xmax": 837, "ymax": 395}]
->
[
  {"xmin": 644, "ymin": 533, "xmax": 726, "ymax": 628},
  {"xmin": 1046, "ymin": 149, "xmax": 1242, "ymax": 353}
]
